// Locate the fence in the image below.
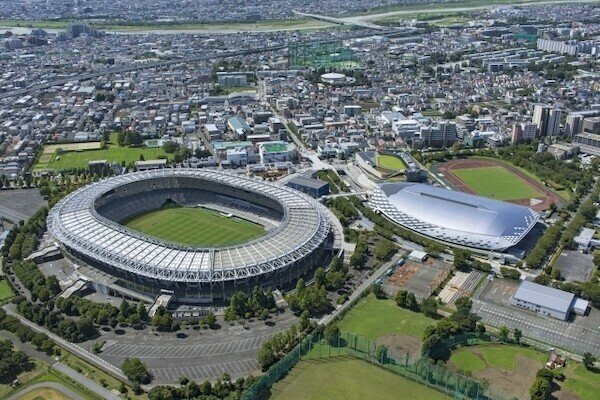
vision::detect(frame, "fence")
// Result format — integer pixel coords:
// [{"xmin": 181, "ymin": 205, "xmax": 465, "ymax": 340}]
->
[{"xmin": 241, "ymin": 330, "xmax": 513, "ymax": 400}]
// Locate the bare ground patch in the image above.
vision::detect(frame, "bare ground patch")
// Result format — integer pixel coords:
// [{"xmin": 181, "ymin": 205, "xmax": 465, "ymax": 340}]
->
[
  {"xmin": 376, "ymin": 333, "xmax": 422, "ymax": 357},
  {"xmin": 472, "ymin": 353, "xmax": 540, "ymax": 400}
]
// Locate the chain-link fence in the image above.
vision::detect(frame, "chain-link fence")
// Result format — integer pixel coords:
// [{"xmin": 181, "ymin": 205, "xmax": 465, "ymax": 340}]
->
[{"xmin": 242, "ymin": 330, "xmax": 515, "ymax": 400}]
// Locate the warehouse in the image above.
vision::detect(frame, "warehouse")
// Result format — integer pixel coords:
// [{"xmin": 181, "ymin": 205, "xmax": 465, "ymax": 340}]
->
[
  {"xmin": 510, "ymin": 280, "xmax": 578, "ymax": 321},
  {"xmin": 286, "ymin": 175, "xmax": 329, "ymax": 197}
]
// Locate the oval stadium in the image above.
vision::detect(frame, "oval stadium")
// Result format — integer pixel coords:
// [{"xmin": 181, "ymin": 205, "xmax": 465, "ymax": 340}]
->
[
  {"xmin": 47, "ymin": 169, "xmax": 332, "ymax": 302},
  {"xmin": 370, "ymin": 183, "xmax": 539, "ymax": 252}
]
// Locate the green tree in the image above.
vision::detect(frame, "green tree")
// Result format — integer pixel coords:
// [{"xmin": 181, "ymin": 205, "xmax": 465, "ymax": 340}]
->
[
  {"xmin": 324, "ymin": 324, "xmax": 340, "ymax": 344},
  {"xmin": 375, "ymin": 345, "xmax": 388, "ymax": 362},
  {"xmin": 498, "ymin": 325, "xmax": 509, "ymax": 342},
  {"xmin": 583, "ymin": 352, "xmax": 596, "ymax": 370},
  {"xmin": 421, "ymin": 297, "xmax": 438, "ymax": 317},
  {"xmin": 121, "ymin": 357, "xmax": 149, "ymax": 383},
  {"xmin": 513, "ymin": 328, "xmax": 522, "ymax": 344}
]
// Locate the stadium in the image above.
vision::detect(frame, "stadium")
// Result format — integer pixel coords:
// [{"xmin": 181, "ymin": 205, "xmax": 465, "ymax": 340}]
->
[
  {"xmin": 47, "ymin": 169, "xmax": 332, "ymax": 303},
  {"xmin": 369, "ymin": 183, "xmax": 539, "ymax": 252}
]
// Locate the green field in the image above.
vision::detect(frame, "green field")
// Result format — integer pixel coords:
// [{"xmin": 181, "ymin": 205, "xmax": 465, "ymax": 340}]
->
[
  {"xmin": 377, "ymin": 154, "xmax": 407, "ymax": 171},
  {"xmin": 450, "ymin": 345, "xmax": 546, "ymax": 373},
  {"xmin": 0, "ymin": 279, "xmax": 14, "ymax": 302},
  {"xmin": 452, "ymin": 166, "xmax": 542, "ymax": 200},
  {"xmin": 269, "ymin": 358, "xmax": 449, "ymax": 400},
  {"xmin": 123, "ymin": 205, "xmax": 265, "ymax": 247},
  {"xmin": 336, "ymin": 294, "xmax": 436, "ymax": 340},
  {"xmin": 35, "ymin": 145, "xmax": 169, "ymax": 171},
  {"xmin": 562, "ymin": 362, "xmax": 600, "ymax": 400}
]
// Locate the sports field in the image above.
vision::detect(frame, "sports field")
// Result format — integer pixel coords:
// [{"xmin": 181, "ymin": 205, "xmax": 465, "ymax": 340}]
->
[
  {"xmin": 123, "ymin": 205, "xmax": 265, "ymax": 247},
  {"xmin": 35, "ymin": 146, "xmax": 169, "ymax": 171},
  {"xmin": 269, "ymin": 358, "xmax": 449, "ymax": 400},
  {"xmin": 449, "ymin": 344, "xmax": 547, "ymax": 399},
  {"xmin": 17, "ymin": 387, "xmax": 71, "ymax": 400},
  {"xmin": 377, "ymin": 154, "xmax": 406, "ymax": 171},
  {"xmin": 336, "ymin": 294, "xmax": 435, "ymax": 339},
  {"xmin": 451, "ymin": 166, "xmax": 542, "ymax": 201}
]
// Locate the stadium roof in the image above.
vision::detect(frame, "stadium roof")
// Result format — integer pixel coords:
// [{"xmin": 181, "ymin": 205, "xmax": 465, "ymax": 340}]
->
[
  {"xmin": 513, "ymin": 281, "xmax": 575, "ymax": 314},
  {"xmin": 48, "ymin": 169, "xmax": 330, "ymax": 284},
  {"xmin": 370, "ymin": 183, "xmax": 539, "ymax": 251}
]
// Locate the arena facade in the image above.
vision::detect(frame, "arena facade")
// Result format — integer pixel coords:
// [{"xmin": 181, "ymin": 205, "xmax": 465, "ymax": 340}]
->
[
  {"xmin": 370, "ymin": 183, "xmax": 539, "ymax": 252},
  {"xmin": 48, "ymin": 169, "xmax": 332, "ymax": 303}
]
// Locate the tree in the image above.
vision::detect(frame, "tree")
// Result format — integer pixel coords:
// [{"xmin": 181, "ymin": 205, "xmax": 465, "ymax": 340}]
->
[
  {"xmin": 513, "ymin": 328, "xmax": 522, "ymax": 344},
  {"xmin": 122, "ymin": 358, "xmax": 149, "ymax": 383},
  {"xmin": 375, "ymin": 345, "xmax": 388, "ymax": 363},
  {"xmin": 529, "ymin": 377, "xmax": 551, "ymax": 400},
  {"xmin": 583, "ymin": 352, "xmax": 596, "ymax": 370},
  {"xmin": 202, "ymin": 311, "xmax": 216, "ymax": 328},
  {"xmin": 394, "ymin": 290, "xmax": 408, "ymax": 308},
  {"xmin": 405, "ymin": 292, "xmax": 418, "ymax": 310},
  {"xmin": 421, "ymin": 297, "xmax": 438, "ymax": 317},
  {"xmin": 498, "ymin": 326, "xmax": 509, "ymax": 342},
  {"xmin": 324, "ymin": 324, "xmax": 340, "ymax": 344},
  {"xmin": 371, "ymin": 284, "xmax": 385, "ymax": 299}
]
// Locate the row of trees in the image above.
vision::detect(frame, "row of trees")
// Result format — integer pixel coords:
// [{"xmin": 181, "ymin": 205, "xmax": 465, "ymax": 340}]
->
[
  {"xmin": 224, "ymin": 286, "xmax": 276, "ymax": 322},
  {"xmin": 0, "ymin": 309, "xmax": 57, "ymax": 356},
  {"xmin": 313, "ymin": 257, "xmax": 348, "ymax": 293},
  {"xmin": 55, "ymin": 297, "xmax": 148, "ymax": 328},
  {"xmin": 16, "ymin": 298, "xmax": 97, "ymax": 343},
  {"xmin": 286, "ymin": 278, "xmax": 330, "ymax": 317},
  {"xmin": 13, "ymin": 260, "xmax": 61, "ymax": 302},
  {"xmin": 5, "ymin": 207, "xmax": 48, "ymax": 260},
  {"xmin": 148, "ymin": 374, "xmax": 257, "ymax": 400},
  {"xmin": 0, "ymin": 339, "xmax": 32, "ymax": 381},
  {"xmin": 422, "ymin": 297, "xmax": 482, "ymax": 357},
  {"xmin": 257, "ymin": 316, "xmax": 315, "ymax": 370}
]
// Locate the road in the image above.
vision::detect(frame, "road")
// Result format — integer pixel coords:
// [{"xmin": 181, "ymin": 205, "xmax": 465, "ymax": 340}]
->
[
  {"xmin": 7, "ymin": 382, "xmax": 84, "ymax": 400},
  {"xmin": 2, "ymin": 305, "xmax": 128, "ymax": 382},
  {"xmin": 0, "ymin": 204, "xmax": 29, "ymax": 224},
  {"xmin": 53, "ymin": 362, "xmax": 121, "ymax": 400},
  {"xmin": 319, "ymin": 252, "xmax": 403, "ymax": 326}
]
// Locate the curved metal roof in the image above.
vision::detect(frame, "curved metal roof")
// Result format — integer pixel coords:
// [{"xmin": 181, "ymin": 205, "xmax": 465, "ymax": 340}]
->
[
  {"xmin": 371, "ymin": 183, "xmax": 539, "ymax": 251},
  {"xmin": 48, "ymin": 169, "xmax": 330, "ymax": 283}
]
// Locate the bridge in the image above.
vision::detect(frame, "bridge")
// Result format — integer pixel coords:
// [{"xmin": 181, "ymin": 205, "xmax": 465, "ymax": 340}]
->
[
  {"xmin": 293, "ymin": 11, "xmax": 385, "ymax": 30},
  {"xmin": 321, "ymin": 191, "xmax": 371, "ymax": 200}
]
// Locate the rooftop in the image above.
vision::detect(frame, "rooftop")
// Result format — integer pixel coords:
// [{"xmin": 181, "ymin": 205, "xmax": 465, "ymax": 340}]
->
[{"xmin": 513, "ymin": 280, "xmax": 575, "ymax": 314}]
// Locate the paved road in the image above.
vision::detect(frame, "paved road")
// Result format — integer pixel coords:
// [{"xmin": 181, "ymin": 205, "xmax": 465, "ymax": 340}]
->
[
  {"xmin": 2, "ymin": 305, "xmax": 127, "ymax": 381},
  {"xmin": 319, "ymin": 252, "xmax": 403, "ymax": 326},
  {"xmin": 7, "ymin": 382, "xmax": 84, "ymax": 400},
  {"xmin": 0, "ymin": 204, "xmax": 28, "ymax": 224},
  {"xmin": 53, "ymin": 362, "xmax": 120, "ymax": 400}
]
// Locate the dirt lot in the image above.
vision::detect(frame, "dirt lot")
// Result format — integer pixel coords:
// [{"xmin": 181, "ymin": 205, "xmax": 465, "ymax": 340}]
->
[
  {"xmin": 382, "ymin": 258, "xmax": 451, "ymax": 300},
  {"xmin": 376, "ymin": 333, "xmax": 422, "ymax": 359},
  {"xmin": 435, "ymin": 158, "xmax": 563, "ymax": 212}
]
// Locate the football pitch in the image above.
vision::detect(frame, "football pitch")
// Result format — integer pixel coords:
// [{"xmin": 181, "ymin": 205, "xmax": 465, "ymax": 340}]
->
[
  {"xmin": 123, "ymin": 206, "xmax": 265, "ymax": 247},
  {"xmin": 451, "ymin": 166, "xmax": 542, "ymax": 201},
  {"xmin": 377, "ymin": 154, "xmax": 407, "ymax": 171},
  {"xmin": 269, "ymin": 358, "xmax": 449, "ymax": 400}
]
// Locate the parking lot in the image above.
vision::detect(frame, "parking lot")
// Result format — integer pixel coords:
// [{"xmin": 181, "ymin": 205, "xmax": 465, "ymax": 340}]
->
[
  {"xmin": 381, "ymin": 258, "xmax": 451, "ymax": 300},
  {"xmin": 438, "ymin": 270, "xmax": 484, "ymax": 305},
  {"xmin": 93, "ymin": 311, "xmax": 297, "ymax": 384},
  {"xmin": 554, "ymin": 251, "xmax": 595, "ymax": 282},
  {"xmin": 477, "ymin": 277, "xmax": 520, "ymax": 306},
  {"xmin": 473, "ymin": 300, "xmax": 600, "ymax": 357}
]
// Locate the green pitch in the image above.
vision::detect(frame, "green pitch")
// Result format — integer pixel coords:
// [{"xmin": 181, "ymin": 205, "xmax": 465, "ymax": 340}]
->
[
  {"xmin": 377, "ymin": 154, "xmax": 407, "ymax": 171},
  {"xmin": 452, "ymin": 166, "xmax": 542, "ymax": 200},
  {"xmin": 336, "ymin": 294, "xmax": 436, "ymax": 339},
  {"xmin": 270, "ymin": 358, "xmax": 449, "ymax": 400},
  {"xmin": 123, "ymin": 206, "xmax": 265, "ymax": 247},
  {"xmin": 35, "ymin": 146, "xmax": 169, "ymax": 171},
  {"xmin": 450, "ymin": 344, "xmax": 546, "ymax": 373}
]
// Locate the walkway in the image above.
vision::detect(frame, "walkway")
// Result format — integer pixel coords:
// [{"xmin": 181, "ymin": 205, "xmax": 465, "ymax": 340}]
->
[{"xmin": 7, "ymin": 382, "xmax": 84, "ymax": 400}]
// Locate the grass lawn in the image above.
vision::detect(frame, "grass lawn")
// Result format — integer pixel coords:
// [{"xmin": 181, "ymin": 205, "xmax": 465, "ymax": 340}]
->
[
  {"xmin": 336, "ymin": 294, "xmax": 436, "ymax": 340},
  {"xmin": 0, "ymin": 279, "xmax": 14, "ymax": 302},
  {"xmin": 0, "ymin": 360, "xmax": 46, "ymax": 399},
  {"xmin": 17, "ymin": 387, "xmax": 71, "ymax": 400},
  {"xmin": 562, "ymin": 363, "xmax": 600, "ymax": 400},
  {"xmin": 35, "ymin": 145, "xmax": 169, "ymax": 171},
  {"xmin": 452, "ymin": 166, "xmax": 542, "ymax": 201},
  {"xmin": 377, "ymin": 154, "xmax": 407, "ymax": 171},
  {"xmin": 449, "ymin": 349, "xmax": 486, "ymax": 373},
  {"xmin": 450, "ymin": 344, "xmax": 546, "ymax": 374},
  {"xmin": 123, "ymin": 205, "xmax": 265, "ymax": 247},
  {"xmin": 269, "ymin": 358, "xmax": 449, "ymax": 400}
]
